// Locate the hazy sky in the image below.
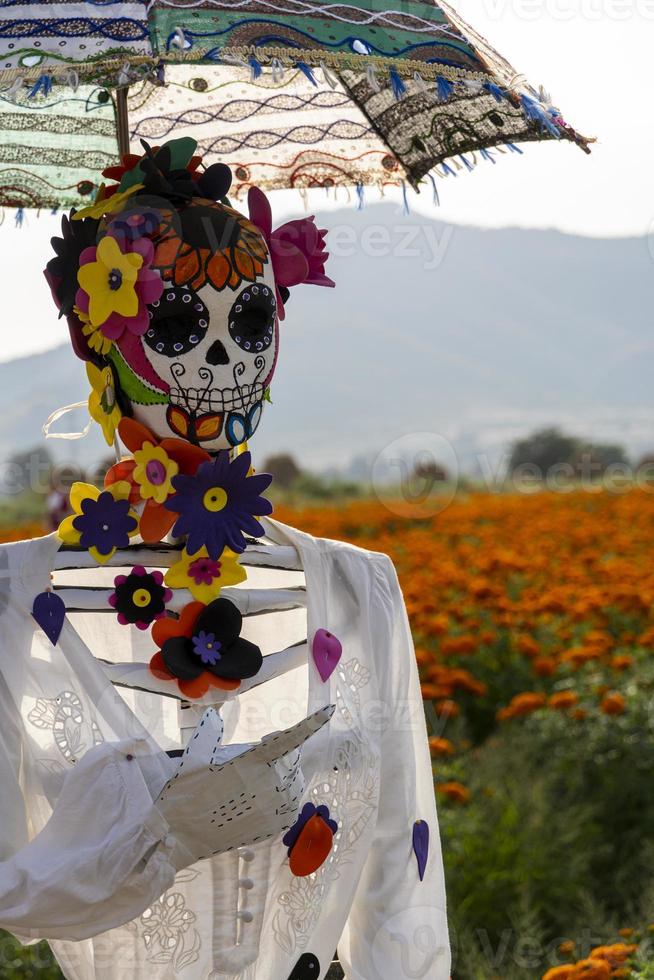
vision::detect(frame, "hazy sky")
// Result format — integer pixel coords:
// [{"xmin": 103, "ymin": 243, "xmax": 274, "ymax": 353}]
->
[{"xmin": 2, "ymin": 0, "xmax": 651, "ymax": 363}]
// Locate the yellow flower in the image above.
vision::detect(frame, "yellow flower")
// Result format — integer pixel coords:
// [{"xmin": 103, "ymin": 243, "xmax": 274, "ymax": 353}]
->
[
  {"xmin": 133, "ymin": 442, "xmax": 179, "ymax": 504},
  {"xmin": 78, "ymin": 235, "xmax": 143, "ymax": 328},
  {"xmin": 72, "ymin": 184, "xmax": 143, "ymax": 221},
  {"xmin": 87, "ymin": 362, "xmax": 122, "ymax": 446},
  {"xmin": 58, "ymin": 481, "xmax": 138, "ymax": 565},
  {"xmin": 78, "ymin": 309, "xmax": 113, "ymax": 355},
  {"xmin": 165, "ymin": 547, "xmax": 246, "ymax": 603}
]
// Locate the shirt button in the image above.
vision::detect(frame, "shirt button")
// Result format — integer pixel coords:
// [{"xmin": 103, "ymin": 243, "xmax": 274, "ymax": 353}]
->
[
  {"xmin": 126, "ymin": 754, "xmax": 134, "ymax": 761},
  {"xmin": 164, "ymin": 835, "xmax": 175, "ymax": 849},
  {"xmin": 238, "ymin": 911, "xmax": 253, "ymax": 923},
  {"xmin": 239, "ymin": 878, "xmax": 254, "ymax": 889},
  {"xmin": 241, "ymin": 849, "xmax": 255, "ymax": 862}
]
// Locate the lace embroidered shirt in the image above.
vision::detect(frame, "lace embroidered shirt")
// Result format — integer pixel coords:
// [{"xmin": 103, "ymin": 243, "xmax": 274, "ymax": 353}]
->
[{"xmin": 0, "ymin": 517, "xmax": 450, "ymax": 980}]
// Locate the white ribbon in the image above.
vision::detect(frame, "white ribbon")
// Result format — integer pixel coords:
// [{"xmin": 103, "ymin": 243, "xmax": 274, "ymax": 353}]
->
[{"xmin": 42, "ymin": 402, "xmax": 92, "ymax": 440}]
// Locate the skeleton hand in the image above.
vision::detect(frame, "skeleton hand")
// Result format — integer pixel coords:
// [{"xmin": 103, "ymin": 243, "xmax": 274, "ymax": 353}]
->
[{"xmin": 154, "ymin": 705, "xmax": 333, "ymax": 871}]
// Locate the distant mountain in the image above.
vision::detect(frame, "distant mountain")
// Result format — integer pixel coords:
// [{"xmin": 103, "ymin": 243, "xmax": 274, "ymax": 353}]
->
[{"xmin": 1, "ymin": 204, "xmax": 652, "ymax": 477}]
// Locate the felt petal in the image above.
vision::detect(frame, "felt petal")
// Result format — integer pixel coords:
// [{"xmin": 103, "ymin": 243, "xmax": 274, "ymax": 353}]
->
[
  {"xmin": 140, "ymin": 500, "xmax": 177, "ymax": 544},
  {"xmin": 247, "ymin": 186, "xmax": 272, "ymax": 239},
  {"xmin": 136, "ymin": 268, "xmax": 164, "ymax": 304},
  {"xmin": 270, "ymin": 239, "xmax": 309, "ymax": 288},
  {"xmin": 162, "ymin": 636, "xmax": 204, "ymax": 680},
  {"xmin": 104, "ymin": 460, "xmax": 139, "ymax": 504},
  {"xmin": 160, "ymin": 438, "xmax": 210, "ymax": 474},
  {"xmin": 149, "ymin": 650, "xmax": 174, "ymax": 680},
  {"xmin": 312, "ymin": 628, "xmax": 342, "ymax": 683},
  {"xmin": 57, "ymin": 515, "xmax": 81, "ymax": 546},
  {"xmin": 152, "ymin": 601, "xmax": 204, "ymax": 647},
  {"xmin": 178, "ymin": 675, "xmax": 211, "ymax": 699},
  {"xmin": 289, "ymin": 815, "xmax": 334, "ymax": 877},
  {"xmin": 413, "ymin": 820, "xmax": 430, "ymax": 881},
  {"xmin": 32, "ymin": 591, "xmax": 66, "ymax": 646},
  {"xmin": 118, "ymin": 417, "xmax": 155, "ymax": 453},
  {"xmin": 70, "ymin": 482, "xmax": 100, "ymax": 512},
  {"xmin": 194, "ymin": 597, "xmax": 242, "ymax": 647},
  {"xmin": 205, "ymin": 637, "xmax": 262, "ymax": 680}
]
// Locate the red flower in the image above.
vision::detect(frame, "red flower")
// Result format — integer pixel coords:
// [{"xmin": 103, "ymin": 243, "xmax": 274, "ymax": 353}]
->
[{"xmin": 247, "ymin": 186, "xmax": 334, "ymax": 319}]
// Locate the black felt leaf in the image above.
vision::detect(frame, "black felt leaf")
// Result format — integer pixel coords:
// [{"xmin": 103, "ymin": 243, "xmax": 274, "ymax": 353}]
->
[
  {"xmin": 46, "ymin": 210, "xmax": 100, "ymax": 317},
  {"xmin": 195, "ymin": 163, "xmax": 232, "ymax": 201},
  {"xmin": 161, "ymin": 636, "xmax": 205, "ymax": 680}
]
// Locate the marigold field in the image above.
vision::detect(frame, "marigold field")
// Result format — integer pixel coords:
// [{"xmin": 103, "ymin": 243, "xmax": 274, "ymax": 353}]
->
[{"xmin": 4, "ymin": 491, "xmax": 654, "ymax": 979}]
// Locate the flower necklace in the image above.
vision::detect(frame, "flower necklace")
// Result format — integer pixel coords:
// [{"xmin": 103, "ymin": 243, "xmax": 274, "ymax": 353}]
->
[{"xmin": 57, "ymin": 416, "xmax": 273, "ymax": 699}]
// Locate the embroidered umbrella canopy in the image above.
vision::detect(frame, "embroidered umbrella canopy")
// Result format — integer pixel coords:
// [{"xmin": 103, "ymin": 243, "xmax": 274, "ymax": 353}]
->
[{"xmin": 0, "ymin": 0, "xmax": 589, "ymax": 209}]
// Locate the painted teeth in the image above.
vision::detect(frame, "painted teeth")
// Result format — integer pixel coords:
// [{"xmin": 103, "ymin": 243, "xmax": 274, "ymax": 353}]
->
[{"xmin": 169, "ymin": 383, "xmax": 264, "ymax": 413}]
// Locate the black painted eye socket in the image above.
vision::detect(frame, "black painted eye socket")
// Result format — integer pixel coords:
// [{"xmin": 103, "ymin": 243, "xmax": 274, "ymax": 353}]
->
[
  {"xmin": 144, "ymin": 285, "xmax": 209, "ymax": 357},
  {"xmin": 228, "ymin": 283, "xmax": 276, "ymax": 354}
]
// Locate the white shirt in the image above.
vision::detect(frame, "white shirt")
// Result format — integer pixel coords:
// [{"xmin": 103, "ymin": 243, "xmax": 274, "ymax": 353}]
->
[{"xmin": 0, "ymin": 518, "xmax": 450, "ymax": 979}]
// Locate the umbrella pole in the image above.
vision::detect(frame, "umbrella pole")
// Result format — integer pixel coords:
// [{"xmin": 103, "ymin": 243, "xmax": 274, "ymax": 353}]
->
[{"xmin": 115, "ymin": 86, "xmax": 130, "ymax": 159}]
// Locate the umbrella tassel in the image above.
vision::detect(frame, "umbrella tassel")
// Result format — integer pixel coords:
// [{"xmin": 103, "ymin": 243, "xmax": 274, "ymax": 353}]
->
[
  {"xmin": 296, "ymin": 61, "xmax": 318, "ymax": 86},
  {"xmin": 28, "ymin": 74, "xmax": 52, "ymax": 99},
  {"xmin": 520, "ymin": 94, "xmax": 560, "ymax": 137},
  {"xmin": 401, "ymin": 181, "xmax": 410, "ymax": 215},
  {"xmin": 320, "ymin": 62, "xmax": 339, "ymax": 89},
  {"xmin": 413, "ymin": 71, "xmax": 429, "ymax": 95},
  {"xmin": 356, "ymin": 182, "xmax": 364, "ymax": 210},
  {"xmin": 14, "ymin": 208, "xmax": 24, "ymax": 228},
  {"xmin": 480, "ymin": 147, "xmax": 496, "ymax": 164},
  {"xmin": 366, "ymin": 64, "xmax": 381, "ymax": 92},
  {"xmin": 271, "ymin": 58, "xmax": 285, "ymax": 83},
  {"xmin": 483, "ymin": 81, "xmax": 506, "ymax": 102},
  {"xmin": 168, "ymin": 26, "xmax": 191, "ymax": 51},
  {"xmin": 389, "ymin": 67, "xmax": 407, "ymax": 101},
  {"xmin": 505, "ymin": 141, "xmax": 523, "ymax": 154},
  {"xmin": 249, "ymin": 56, "xmax": 262, "ymax": 81},
  {"xmin": 428, "ymin": 173, "xmax": 440, "ymax": 206},
  {"xmin": 459, "ymin": 154, "xmax": 474, "ymax": 172},
  {"xmin": 436, "ymin": 76, "xmax": 454, "ymax": 101},
  {"xmin": 441, "ymin": 161, "xmax": 457, "ymax": 177}
]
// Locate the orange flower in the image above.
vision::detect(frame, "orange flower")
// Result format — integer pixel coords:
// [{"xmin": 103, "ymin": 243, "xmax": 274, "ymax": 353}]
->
[
  {"xmin": 497, "ymin": 692, "xmax": 546, "ymax": 721},
  {"xmin": 543, "ymin": 967, "xmax": 575, "ymax": 980},
  {"xmin": 589, "ymin": 943, "xmax": 637, "ymax": 967},
  {"xmin": 558, "ymin": 940, "xmax": 576, "ymax": 956},
  {"xmin": 600, "ymin": 692, "xmax": 626, "ymax": 716},
  {"xmin": 534, "ymin": 657, "xmax": 557, "ymax": 676},
  {"xmin": 436, "ymin": 781, "xmax": 470, "ymax": 804},
  {"xmin": 610, "ymin": 655, "xmax": 634, "ymax": 671},
  {"xmin": 617, "ymin": 928, "xmax": 635, "ymax": 939},
  {"xmin": 435, "ymin": 699, "xmax": 460, "ymax": 719},
  {"xmin": 429, "ymin": 737, "xmax": 455, "ymax": 757},
  {"xmin": 548, "ymin": 690, "xmax": 579, "ymax": 710}
]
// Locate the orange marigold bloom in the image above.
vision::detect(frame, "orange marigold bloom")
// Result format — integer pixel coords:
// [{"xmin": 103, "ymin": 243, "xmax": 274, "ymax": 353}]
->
[
  {"xmin": 610, "ymin": 655, "xmax": 634, "ymax": 671},
  {"xmin": 543, "ymin": 967, "xmax": 575, "ymax": 980},
  {"xmin": 590, "ymin": 943, "xmax": 637, "ymax": 967},
  {"xmin": 435, "ymin": 699, "xmax": 460, "ymax": 718},
  {"xmin": 600, "ymin": 692, "xmax": 626, "ymax": 715},
  {"xmin": 429, "ymin": 737, "xmax": 455, "ymax": 757},
  {"xmin": 436, "ymin": 781, "xmax": 470, "ymax": 804},
  {"xmin": 570, "ymin": 958, "xmax": 610, "ymax": 979},
  {"xmin": 534, "ymin": 657, "xmax": 557, "ymax": 677},
  {"xmin": 617, "ymin": 928, "xmax": 635, "ymax": 939},
  {"xmin": 558, "ymin": 940, "xmax": 576, "ymax": 956},
  {"xmin": 517, "ymin": 634, "xmax": 540, "ymax": 658},
  {"xmin": 497, "ymin": 691, "xmax": 546, "ymax": 720},
  {"xmin": 548, "ymin": 690, "xmax": 579, "ymax": 710}
]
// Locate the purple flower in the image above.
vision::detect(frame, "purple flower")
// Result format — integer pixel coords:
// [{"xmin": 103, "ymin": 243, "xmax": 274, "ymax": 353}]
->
[
  {"xmin": 282, "ymin": 803, "xmax": 338, "ymax": 855},
  {"xmin": 108, "ymin": 208, "xmax": 160, "ymax": 242},
  {"xmin": 73, "ymin": 491, "xmax": 138, "ymax": 557},
  {"xmin": 108, "ymin": 565, "xmax": 172, "ymax": 630},
  {"xmin": 164, "ymin": 451, "xmax": 272, "ymax": 559},
  {"xmin": 192, "ymin": 630, "xmax": 222, "ymax": 665}
]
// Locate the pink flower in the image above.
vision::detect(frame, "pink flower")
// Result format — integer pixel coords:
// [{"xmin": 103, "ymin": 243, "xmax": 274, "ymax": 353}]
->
[
  {"xmin": 75, "ymin": 234, "xmax": 164, "ymax": 341},
  {"xmin": 248, "ymin": 187, "xmax": 335, "ymax": 319}
]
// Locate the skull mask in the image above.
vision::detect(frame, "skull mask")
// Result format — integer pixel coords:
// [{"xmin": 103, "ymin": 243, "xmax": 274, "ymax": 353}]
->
[
  {"xmin": 44, "ymin": 138, "xmax": 333, "ymax": 455},
  {"xmin": 109, "ymin": 197, "xmax": 278, "ymax": 451}
]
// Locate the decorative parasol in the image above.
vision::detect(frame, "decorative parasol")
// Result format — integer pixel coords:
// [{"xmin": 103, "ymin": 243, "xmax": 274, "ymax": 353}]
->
[{"xmin": 0, "ymin": 0, "xmax": 590, "ymax": 209}]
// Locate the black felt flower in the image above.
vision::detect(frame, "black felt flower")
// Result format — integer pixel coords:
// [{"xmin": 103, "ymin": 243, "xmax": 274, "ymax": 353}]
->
[
  {"xmin": 152, "ymin": 597, "xmax": 262, "ymax": 698},
  {"xmin": 45, "ymin": 211, "xmax": 100, "ymax": 317},
  {"xmin": 109, "ymin": 565, "xmax": 172, "ymax": 630}
]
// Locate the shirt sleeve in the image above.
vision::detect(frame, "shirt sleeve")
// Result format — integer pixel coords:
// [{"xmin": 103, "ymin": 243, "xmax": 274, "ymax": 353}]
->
[
  {"xmin": 337, "ymin": 554, "xmax": 451, "ymax": 980},
  {"xmin": 0, "ymin": 739, "xmax": 176, "ymax": 943}
]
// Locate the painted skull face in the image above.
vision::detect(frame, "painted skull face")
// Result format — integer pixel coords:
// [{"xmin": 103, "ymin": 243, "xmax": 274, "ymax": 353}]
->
[{"xmin": 108, "ymin": 198, "xmax": 278, "ymax": 451}]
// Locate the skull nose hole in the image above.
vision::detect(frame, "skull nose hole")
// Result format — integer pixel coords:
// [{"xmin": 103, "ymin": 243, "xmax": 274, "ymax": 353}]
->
[{"xmin": 206, "ymin": 340, "xmax": 230, "ymax": 365}]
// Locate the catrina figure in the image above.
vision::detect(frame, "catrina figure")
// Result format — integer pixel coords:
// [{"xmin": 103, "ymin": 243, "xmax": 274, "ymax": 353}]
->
[{"xmin": 45, "ymin": 137, "xmax": 334, "ymax": 452}]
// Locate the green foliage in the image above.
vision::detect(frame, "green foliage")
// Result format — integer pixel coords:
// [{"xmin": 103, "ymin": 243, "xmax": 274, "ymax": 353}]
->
[{"xmin": 0, "ymin": 933, "xmax": 61, "ymax": 978}]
